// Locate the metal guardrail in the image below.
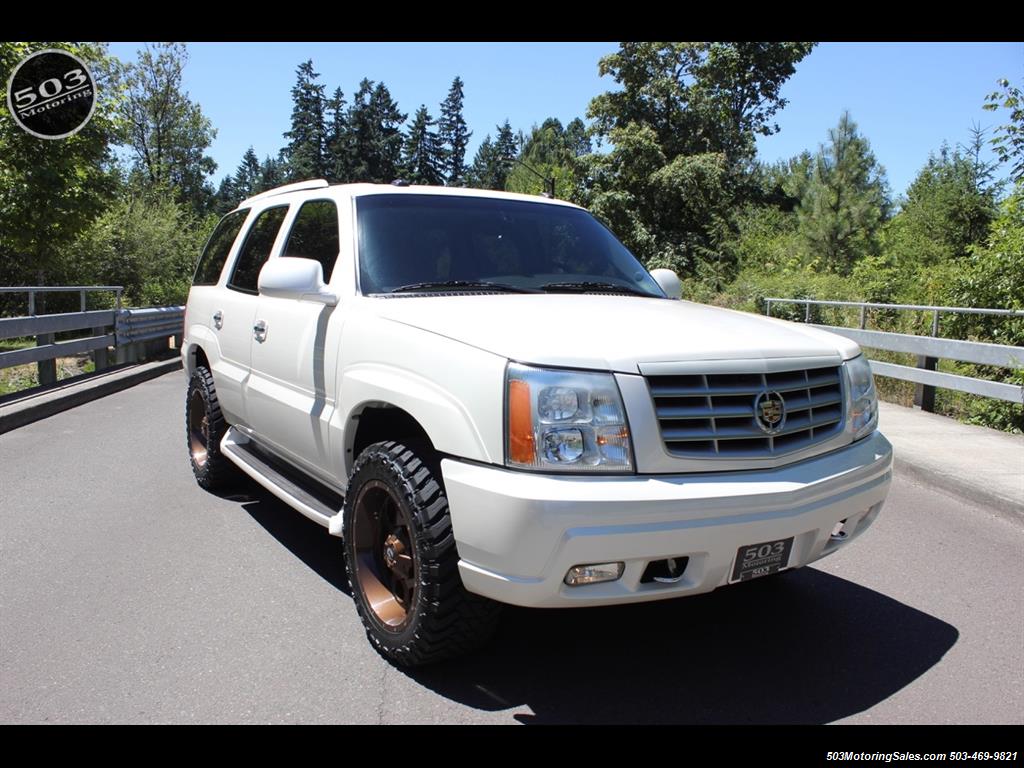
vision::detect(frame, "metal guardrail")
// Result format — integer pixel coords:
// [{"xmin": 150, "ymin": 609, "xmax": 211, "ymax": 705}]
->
[
  {"xmin": 765, "ymin": 297, "xmax": 1024, "ymax": 409},
  {"xmin": 1, "ymin": 285, "xmax": 183, "ymax": 389}
]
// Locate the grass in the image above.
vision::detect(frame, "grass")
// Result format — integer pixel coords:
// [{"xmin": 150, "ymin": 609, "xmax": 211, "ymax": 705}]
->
[{"xmin": 0, "ymin": 354, "xmax": 97, "ymax": 397}]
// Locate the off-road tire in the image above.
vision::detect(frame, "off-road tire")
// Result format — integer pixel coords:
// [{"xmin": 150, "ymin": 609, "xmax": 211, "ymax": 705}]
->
[
  {"xmin": 342, "ymin": 441, "xmax": 502, "ymax": 667},
  {"xmin": 186, "ymin": 365, "xmax": 236, "ymax": 491}
]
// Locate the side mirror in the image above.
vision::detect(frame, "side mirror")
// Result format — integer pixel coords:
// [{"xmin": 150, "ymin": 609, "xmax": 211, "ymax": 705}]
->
[
  {"xmin": 650, "ymin": 268, "xmax": 682, "ymax": 299},
  {"xmin": 259, "ymin": 257, "xmax": 338, "ymax": 306}
]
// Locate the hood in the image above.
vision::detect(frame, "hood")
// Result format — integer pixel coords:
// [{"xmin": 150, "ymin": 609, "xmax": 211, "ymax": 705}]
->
[{"xmin": 369, "ymin": 294, "xmax": 861, "ymax": 373}]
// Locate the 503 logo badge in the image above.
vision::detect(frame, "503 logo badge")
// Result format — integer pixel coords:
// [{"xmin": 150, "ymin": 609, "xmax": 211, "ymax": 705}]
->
[{"xmin": 6, "ymin": 48, "xmax": 97, "ymax": 139}]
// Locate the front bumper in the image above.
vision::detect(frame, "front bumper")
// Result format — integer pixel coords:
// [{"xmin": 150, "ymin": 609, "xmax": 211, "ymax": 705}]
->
[{"xmin": 441, "ymin": 430, "xmax": 892, "ymax": 607}]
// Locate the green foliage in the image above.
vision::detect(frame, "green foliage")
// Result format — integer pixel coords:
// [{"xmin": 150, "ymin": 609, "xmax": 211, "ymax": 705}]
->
[
  {"xmin": 588, "ymin": 42, "xmax": 815, "ymax": 163},
  {"xmin": 72, "ymin": 186, "xmax": 216, "ymax": 306},
  {"xmin": 438, "ymin": 77, "xmax": 471, "ymax": 186},
  {"xmin": 0, "ymin": 42, "xmax": 120, "ymax": 288},
  {"xmin": 118, "ymin": 43, "xmax": 217, "ymax": 215},
  {"xmin": 505, "ymin": 117, "xmax": 591, "ymax": 203},
  {"xmin": 283, "ymin": 60, "xmax": 328, "ymax": 181},
  {"xmin": 983, "ymin": 78, "xmax": 1024, "ymax": 183},
  {"xmin": 795, "ymin": 112, "xmax": 889, "ymax": 274},
  {"xmin": 466, "ymin": 121, "xmax": 518, "ymax": 190},
  {"xmin": 402, "ymin": 105, "xmax": 445, "ymax": 185},
  {"xmin": 944, "ymin": 186, "xmax": 1024, "ymax": 347},
  {"xmin": 583, "ymin": 42, "xmax": 814, "ymax": 285}
]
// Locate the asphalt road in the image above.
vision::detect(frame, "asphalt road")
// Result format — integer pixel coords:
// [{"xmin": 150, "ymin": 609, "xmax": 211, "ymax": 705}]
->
[{"xmin": 1, "ymin": 371, "xmax": 1021, "ymax": 724}]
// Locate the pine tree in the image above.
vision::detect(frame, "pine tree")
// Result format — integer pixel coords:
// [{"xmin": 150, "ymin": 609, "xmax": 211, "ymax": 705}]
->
[
  {"xmin": 232, "ymin": 147, "xmax": 261, "ymax": 199},
  {"xmin": 369, "ymin": 82, "xmax": 406, "ymax": 182},
  {"xmin": 283, "ymin": 60, "xmax": 328, "ymax": 181},
  {"xmin": 439, "ymin": 76, "xmax": 471, "ymax": 186},
  {"xmin": 347, "ymin": 79, "xmax": 376, "ymax": 182},
  {"xmin": 797, "ymin": 112, "xmax": 889, "ymax": 273},
  {"xmin": 493, "ymin": 120, "xmax": 519, "ymax": 189},
  {"xmin": 466, "ymin": 135, "xmax": 496, "ymax": 189},
  {"xmin": 325, "ymin": 87, "xmax": 350, "ymax": 183},
  {"xmin": 258, "ymin": 155, "xmax": 285, "ymax": 192},
  {"xmin": 402, "ymin": 105, "xmax": 445, "ymax": 185}
]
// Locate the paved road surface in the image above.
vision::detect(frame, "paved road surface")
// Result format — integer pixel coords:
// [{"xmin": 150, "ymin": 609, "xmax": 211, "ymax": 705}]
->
[{"xmin": 1, "ymin": 371, "xmax": 1021, "ymax": 724}]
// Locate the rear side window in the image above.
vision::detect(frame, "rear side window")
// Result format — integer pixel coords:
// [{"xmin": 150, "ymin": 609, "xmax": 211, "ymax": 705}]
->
[
  {"xmin": 282, "ymin": 199, "xmax": 341, "ymax": 282},
  {"xmin": 227, "ymin": 206, "xmax": 289, "ymax": 294},
  {"xmin": 193, "ymin": 210, "xmax": 247, "ymax": 286}
]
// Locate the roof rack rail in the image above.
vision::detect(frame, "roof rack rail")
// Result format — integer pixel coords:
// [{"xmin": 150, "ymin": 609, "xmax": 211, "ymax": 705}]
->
[{"xmin": 241, "ymin": 179, "xmax": 329, "ymax": 206}]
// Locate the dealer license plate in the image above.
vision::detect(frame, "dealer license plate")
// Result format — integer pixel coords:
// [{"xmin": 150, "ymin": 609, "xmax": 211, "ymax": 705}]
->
[{"xmin": 731, "ymin": 537, "xmax": 794, "ymax": 583}]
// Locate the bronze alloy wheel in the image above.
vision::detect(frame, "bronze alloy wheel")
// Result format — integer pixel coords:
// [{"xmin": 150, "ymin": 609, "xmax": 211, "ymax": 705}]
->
[
  {"xmin": 351, "ymin": 479, "xmax": 418, "ymax": 631},
  {"xmin": 188, "ymin": 388, "xmax": 210, "ymax": 467},
  {"xmin": 342, "ymin": 441, "xmax": 502, "ymax": 666},
  {"xmin": 185, "ymin": 365, "xmax": 235, "ymax": 491}
]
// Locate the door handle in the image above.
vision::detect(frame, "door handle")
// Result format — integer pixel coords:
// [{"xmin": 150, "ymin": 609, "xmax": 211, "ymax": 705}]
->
[
  {"xmin": 253, "ymin": 319, "xmax": 267, "ymax": 342},
  {"xmin": 212, "ymin": 310, "xmax": 223, "ymax": 330}
]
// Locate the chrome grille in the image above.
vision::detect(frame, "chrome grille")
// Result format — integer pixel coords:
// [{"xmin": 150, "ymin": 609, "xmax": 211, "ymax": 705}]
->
[{"xmin": 647, "ymin": 366, "xmax": 845, "ymax": 458}]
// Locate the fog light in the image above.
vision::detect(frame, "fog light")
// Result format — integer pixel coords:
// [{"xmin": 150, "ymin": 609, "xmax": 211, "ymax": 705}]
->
[{"xmin": 564, "ymin": 562, "xmax": 624, "ymax": 586}]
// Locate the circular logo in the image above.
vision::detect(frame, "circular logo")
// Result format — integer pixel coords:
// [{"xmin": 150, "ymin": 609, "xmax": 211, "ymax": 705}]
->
[
  {"xmin": 5, "ymin": 49, "xmax": 97, "ymax": 139},
  {"xmin": 753, "ymin": 390, "xmax": 786, "ymax": 435}
]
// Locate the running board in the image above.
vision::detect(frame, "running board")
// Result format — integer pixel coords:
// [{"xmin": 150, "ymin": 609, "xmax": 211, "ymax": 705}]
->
[{"xmin": 220, "ymin": 427, "xmax": 345, "ymax": 536}]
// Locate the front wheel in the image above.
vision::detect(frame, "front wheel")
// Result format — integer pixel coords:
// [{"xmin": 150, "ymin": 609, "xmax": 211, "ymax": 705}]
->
[{"xmin": 342, "ymin": 441, "xmax": 501, "ymax": 666}]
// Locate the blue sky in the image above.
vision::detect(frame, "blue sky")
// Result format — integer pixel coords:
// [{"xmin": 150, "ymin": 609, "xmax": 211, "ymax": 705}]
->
[{"xmin": 108, "ymin": 41, "xmax": 1023, "ymax": 198}]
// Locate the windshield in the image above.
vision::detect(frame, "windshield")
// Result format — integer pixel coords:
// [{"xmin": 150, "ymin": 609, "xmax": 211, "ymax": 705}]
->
[{"xmin": 356, "ymin": 194, "xmax": 665, "ymax": 297}]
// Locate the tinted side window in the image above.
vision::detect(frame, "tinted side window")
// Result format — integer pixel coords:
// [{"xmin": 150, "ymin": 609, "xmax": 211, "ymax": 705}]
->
[
  {"xmin": 282, "ymin": 200, "xmax": 340, "ymax": 282},
  {"xmin": 227, "ymin": 206, "xmax": 289, "ymax": 294},
  {"xmin": 193, "ymin": 210, "xmax": 247, "ymax": 286}
]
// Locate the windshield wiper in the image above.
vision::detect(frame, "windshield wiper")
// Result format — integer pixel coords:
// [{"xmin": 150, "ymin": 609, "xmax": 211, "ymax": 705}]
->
[
  {"xmin": 390, "ymin": 280, "xmax": 540, "ymax": 294},
  {"xmin": 539, "ymin": 281, "xmax": 654, "ymax": 297}
]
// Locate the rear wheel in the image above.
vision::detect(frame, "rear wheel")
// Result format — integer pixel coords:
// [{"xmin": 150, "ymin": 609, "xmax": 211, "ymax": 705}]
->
[
  {"xmin": 342, "ymin": 441, "xmax": 501, "ymax": 666},
  {"xmin": 185, "ymin": 365, "xmax": 236, "ymax": 491}
]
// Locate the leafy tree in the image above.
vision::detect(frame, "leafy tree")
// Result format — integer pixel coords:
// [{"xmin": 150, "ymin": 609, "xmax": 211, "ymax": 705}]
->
[
  {"xmin": 283, "ymin": 60, "xmax": 328, "ymax": 181},
  {"xmin": 401, "ymin": 105, "xmax": 445, "ymax": 185},
  {"xmin": 118, "ymin": 43, "xmax": 217, "ymax": 215},
  {"xmin": 582, "ymin": 42, "xmax": 814, "ymax": 281},
  {"xmin": 589, "ymin": 42, "xmax": 815, "ymax": 164},
  {"xmin": 983, "ymin": 78, "xmax": 1024, "ymax": 183},
  {"xmin": 438, "ymin": 76, "xmax": 471, "ymax": 186},
  {"xmin": 795, "ymin": 111, "xmax": 889, "ymax": 274},
  {"xmin": 72, "ymin": 185, "xmax": 215, "ymax": 306},
  {"xmin": 0, "ymin": 41, "xmax": 120, "ymax": 290},
  {"xmin": 466, "ymin": 135, "xmax": 497, "ymax": 189}
]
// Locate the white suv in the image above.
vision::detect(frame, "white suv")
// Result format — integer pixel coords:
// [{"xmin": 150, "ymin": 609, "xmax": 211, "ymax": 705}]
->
[{"xmin": 183, "ymin": 179, "xmax": 892, "ymax": 666}]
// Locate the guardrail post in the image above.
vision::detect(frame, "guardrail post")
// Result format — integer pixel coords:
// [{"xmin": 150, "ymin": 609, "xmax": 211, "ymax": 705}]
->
[{"xmin": 913, "ymin": 309, "xmax": 941, "ymax": 413}]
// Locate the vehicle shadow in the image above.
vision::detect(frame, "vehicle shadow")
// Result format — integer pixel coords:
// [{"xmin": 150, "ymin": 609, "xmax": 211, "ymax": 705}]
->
[
  {"xmin": 405, "ymin": 569, "xmax": 959, "ymax": 725},
  {"xmin": 237, "ymin": 485, "xmax": 958, "ymax": 724},
  {"xmin": 240, "ymin": 485, "xmax": 351, "ymax": 596}
]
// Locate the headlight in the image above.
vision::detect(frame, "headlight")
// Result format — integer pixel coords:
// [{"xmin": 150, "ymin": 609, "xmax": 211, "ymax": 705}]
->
[
  {"xmin": 506, "ymin": 363, "xmax": 633, "ymax": 472},
  {"xmin": 845, "ymin": 354, "xmax": 878, "ymax": 441}
]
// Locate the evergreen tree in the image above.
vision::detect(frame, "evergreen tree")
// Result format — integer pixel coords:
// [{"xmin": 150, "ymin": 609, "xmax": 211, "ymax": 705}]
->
[
  {"xmin": 259, "ymin": 155, "xmax": 285, "ymax": 191},
  {"xmin": 369, "ymin": 82, "xmax": 406, "ymax": 182},
  {"xmin": 325, "ymin": 87, "xmax": 350, "ymax": 183},
  {"xmin": 402, "ymin": 105, "xmax": 445, "ymax": 185},
  {"xmin": 346, "ymin": 79, "xmax": 407, "ymax": 183},
  {"xmin": 438, "ymin": 76, "xmax": 471, "ymax": 186},
  {"xmin": 796, "ymin": 112, "xmax": 889, "ymax": 273},
  {"xmin": 283, "ymin": 60, "xmax": 328, "ymax": 181},
  {"xmin": 232, "ymin": 147, "xmax": 261, "ymax": 199},
  {"xmin": 466, "ymin": 135, "xmax": 497, "ymax": 189},
  {"xmin": 493, "ymin": 120, "xmax": 519, "ymax": 189}
]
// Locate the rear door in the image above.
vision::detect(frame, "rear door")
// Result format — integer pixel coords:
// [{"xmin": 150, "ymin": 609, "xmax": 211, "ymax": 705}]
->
[
  {"xmin": 213, "ymin": 204, "xmax": 290, "ymax": 426},
  {"xmin": 247, "ymin": 199, "xmax": 345, "ymax": 480}
]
